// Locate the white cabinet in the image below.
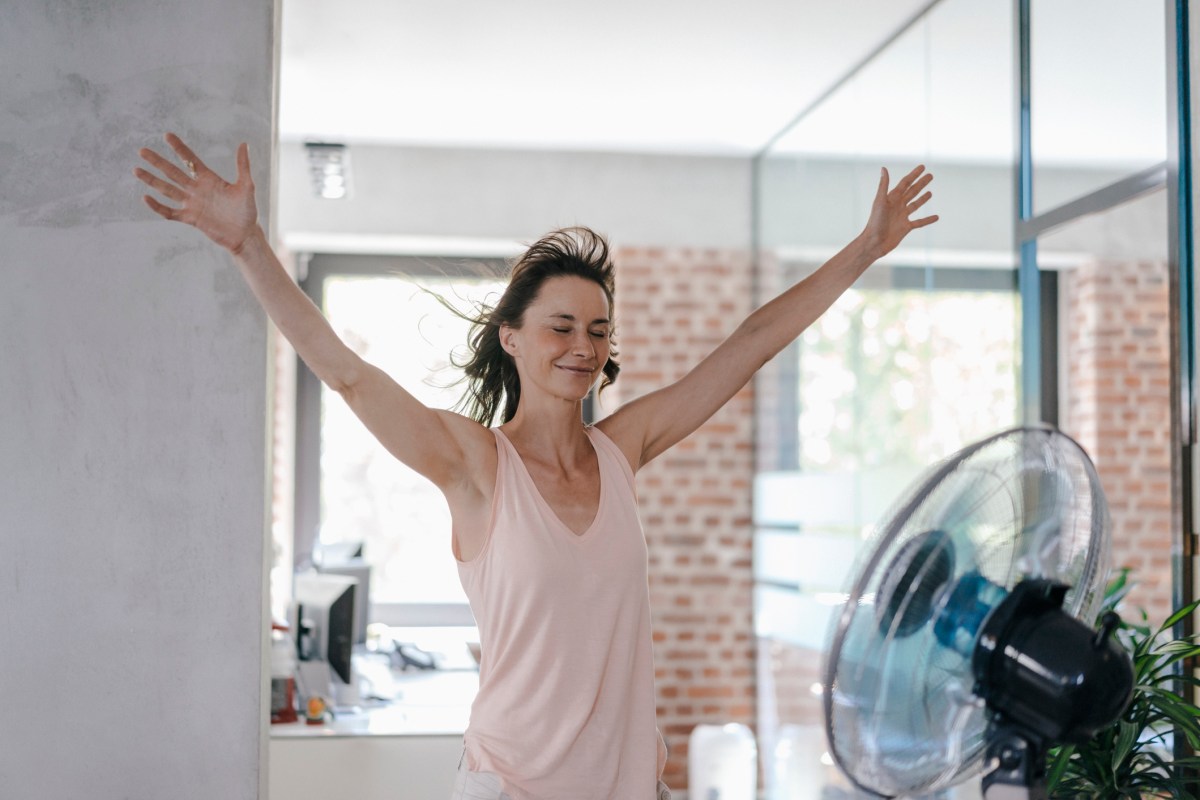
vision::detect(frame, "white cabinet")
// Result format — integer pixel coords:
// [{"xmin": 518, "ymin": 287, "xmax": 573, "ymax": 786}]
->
[
  {"xmin": 269, "ymin": 670, "xmax": 476, "ymax": 800},
  {"xmin": 269, "ymin": 734, "xmax": 462, "ymax": 800}
]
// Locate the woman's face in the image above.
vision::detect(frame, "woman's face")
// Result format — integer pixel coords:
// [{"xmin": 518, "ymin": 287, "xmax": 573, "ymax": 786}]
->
[{"xmin": 501, "ymin": 275, "xmax": 612, "ymax": 404}]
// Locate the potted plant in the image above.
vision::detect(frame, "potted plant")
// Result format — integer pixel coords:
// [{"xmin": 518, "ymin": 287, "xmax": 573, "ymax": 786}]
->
[{"xmin": 1047, "ymin": 569, "xmax": 1200, "ymax": 798}]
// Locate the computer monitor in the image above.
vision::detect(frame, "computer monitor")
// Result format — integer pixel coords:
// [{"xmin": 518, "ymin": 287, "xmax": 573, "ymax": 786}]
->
[
  {"xmin": 293, "ymin": 572, "xmax": 357, "ymax": 685},
  {"xmin": 316, "ymin": 557, "xmax": 370, "ymax": 645}
]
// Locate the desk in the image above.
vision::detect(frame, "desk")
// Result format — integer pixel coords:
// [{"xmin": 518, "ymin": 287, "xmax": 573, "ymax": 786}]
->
[{"xmin": 269, "ymin": 670, "xmax": 477, "ymax": 800}]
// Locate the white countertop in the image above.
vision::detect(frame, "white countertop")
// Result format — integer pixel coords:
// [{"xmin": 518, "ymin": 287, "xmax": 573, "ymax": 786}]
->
[{"xmin": 272, "ymin": 670, "xmax": 478, "ymax": 738}]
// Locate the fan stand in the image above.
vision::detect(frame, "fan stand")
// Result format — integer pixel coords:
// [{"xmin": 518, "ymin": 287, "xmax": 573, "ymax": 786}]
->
[{"xmin": 981, "ymin": 723, "xmax": 1047, "ymax": 800}]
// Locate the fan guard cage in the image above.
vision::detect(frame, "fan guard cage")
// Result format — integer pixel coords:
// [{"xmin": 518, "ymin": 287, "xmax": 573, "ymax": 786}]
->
[{"xmin": 822, "ymin": 426, "xmax": 1110, "ymax": 797}]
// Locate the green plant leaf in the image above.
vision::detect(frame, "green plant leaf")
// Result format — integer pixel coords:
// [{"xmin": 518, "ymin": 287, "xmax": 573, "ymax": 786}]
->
[
  {"xmin": 1144, "ymin": 684, "xmax": 1200, "ymax": 713},
  {"xmin": 1131, "ymin": 630, "xmax": 1156, "ymax": 660},
  {"xmin": 1111, "ymin": 720, "xmax": 1138, "ymax": 775},
  {"xmin": 1106, "ymin": 568, "xmax": 1130, "ymax": 595},
  {"xmin": 1049, "ymin": 581, "xmax": 1200, "ymax": 798},
  {"xmin": 1160, "ymin": 599, "xmax": 1200, "ymax": 634},
  {"xmin": 1047, "ymin": 743, "xmax": 1075, "ymax": 791},
  {"xmin": 1146, "ymin": 650, "xmax": 1200, "ymax": 683},
  {"xmin": 1154, "ymin": 639, "xmax": 1200, "ymax": 656},
  {"xmin": 1138, "ymin": 751, "xmax": 1200, "ymax": 800},
  {"xmin": 1104, "ymin": 569, "xmax": 1133, "ymax": 611},
  {"xmin": 1148, "ymin": 701, "xmax": 1200, "ymax": 749}
]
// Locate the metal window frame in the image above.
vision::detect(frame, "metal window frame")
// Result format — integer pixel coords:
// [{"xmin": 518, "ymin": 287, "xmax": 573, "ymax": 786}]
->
[
  {"xmin": 1016, "ymin": 0, "xmax": 1196, "ymax": 767},
  {"xmin": 1167, "ymin": 0, "xmax": 1197, "ymax": 772}
]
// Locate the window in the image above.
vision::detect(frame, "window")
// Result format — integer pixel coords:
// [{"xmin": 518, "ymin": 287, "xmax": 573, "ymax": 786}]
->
[
  {"xmin": 754, "ymin": 263, "xmax": 1020, "ymax": 654},
  {"xmin": 750, "ymin": 261, "xmax": 1020, "ymax": 800},
  {"xmin": 294, "ymin": 254, "xmax": 507, "ymax": 625},
  {"xmin": 750, "ymin": 6, "xmax": 1022, "ymax": 789}
]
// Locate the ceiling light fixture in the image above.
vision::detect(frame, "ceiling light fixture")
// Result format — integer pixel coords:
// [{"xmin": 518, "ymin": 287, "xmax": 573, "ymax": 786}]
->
[{"xmin": 305, "ymin": 142, "xmax": 351, "ymax": 200}]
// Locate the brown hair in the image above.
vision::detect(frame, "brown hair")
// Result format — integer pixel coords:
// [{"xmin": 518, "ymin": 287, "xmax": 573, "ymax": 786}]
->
[{"xmin": 454, "ymin": 226, "xmax": 620, "ymax": 425}]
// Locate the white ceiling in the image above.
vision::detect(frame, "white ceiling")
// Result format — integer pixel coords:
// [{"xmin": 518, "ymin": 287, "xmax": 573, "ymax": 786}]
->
[
  {"xmin": 279, "ymin": 0, "xmax": 1170, "ymax": 163},
  {"xmin": 278, "ymin": 0, "xmax": 933, "ymax": 155}
]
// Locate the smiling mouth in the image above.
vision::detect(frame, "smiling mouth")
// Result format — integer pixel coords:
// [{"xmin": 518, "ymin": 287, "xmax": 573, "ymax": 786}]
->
[{"xmin": 557, "ymin": 365, "xmax": 594, "ymax": 375}]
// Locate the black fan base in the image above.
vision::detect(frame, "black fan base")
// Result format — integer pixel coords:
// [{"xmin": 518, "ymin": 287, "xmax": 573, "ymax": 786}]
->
[{"xmin": 981, "ymin": 724, "xmax": 1047, "ymax": 800}]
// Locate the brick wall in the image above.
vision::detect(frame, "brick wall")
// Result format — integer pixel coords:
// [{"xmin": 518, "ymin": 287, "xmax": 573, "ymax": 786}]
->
[
  {"xmin": 607, "ymin": 245, "xmax": 757, "ymax": 791},
  {"xmin": 1061, "ymin": 259, "xmax": 1173, "ymax": 624}
]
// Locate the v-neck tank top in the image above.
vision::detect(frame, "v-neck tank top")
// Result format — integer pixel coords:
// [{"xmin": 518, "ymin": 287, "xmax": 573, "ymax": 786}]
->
[{"xmin": 455, "ymin": 425, "xmax": 666, "ymax": 799}]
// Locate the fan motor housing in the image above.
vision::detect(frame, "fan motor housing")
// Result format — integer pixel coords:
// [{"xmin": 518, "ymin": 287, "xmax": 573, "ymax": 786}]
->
[{"xmin": 971, "ymin": 579, "xmax": 1134, "ymax": 746}]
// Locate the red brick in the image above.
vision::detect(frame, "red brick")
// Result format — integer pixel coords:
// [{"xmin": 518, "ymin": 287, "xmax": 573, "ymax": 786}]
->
[
  {"xmin": 1063, "ymin": 258, "xmax": 1173, "ymax": 625},
  {"xmin": 616, "ymin": 245, "xmax": 756, "ymax": 792}
]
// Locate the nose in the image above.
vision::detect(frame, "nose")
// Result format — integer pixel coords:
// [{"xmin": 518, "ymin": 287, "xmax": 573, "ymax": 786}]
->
[{"xmin": 572, "ymin": 330, "xmax": 595, "ymax": 359}]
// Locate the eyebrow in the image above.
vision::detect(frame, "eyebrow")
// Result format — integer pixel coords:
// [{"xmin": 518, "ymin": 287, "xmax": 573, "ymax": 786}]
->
[{"xmin": 547, "ymin": 313, "xmax": 610, "ymax": 326}]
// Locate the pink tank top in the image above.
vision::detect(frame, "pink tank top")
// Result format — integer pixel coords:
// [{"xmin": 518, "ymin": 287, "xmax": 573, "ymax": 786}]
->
[{"xmin": 455, "ymin": 425, "xmax": 666, "ymax": 799}]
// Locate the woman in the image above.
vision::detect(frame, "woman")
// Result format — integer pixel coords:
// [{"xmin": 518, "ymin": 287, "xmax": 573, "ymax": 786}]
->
[{"xmin": 134, "ymin": 133, "xmax": 936, "ymax": 800}]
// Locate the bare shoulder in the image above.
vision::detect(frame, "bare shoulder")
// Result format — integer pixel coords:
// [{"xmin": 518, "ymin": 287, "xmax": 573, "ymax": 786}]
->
[
  {"xmin": 595, "ymin": 409, "xmax": 646, "ymax": 474},
  {"xmin": 431, "ymin": 409, "xmax": 498, "ymax": 493}
]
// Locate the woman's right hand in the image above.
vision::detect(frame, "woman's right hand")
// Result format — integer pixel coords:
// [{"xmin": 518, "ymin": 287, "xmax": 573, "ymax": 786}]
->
[{"xmin": 134, "ymin": 133, "xmax": 258, "ymax": 254}]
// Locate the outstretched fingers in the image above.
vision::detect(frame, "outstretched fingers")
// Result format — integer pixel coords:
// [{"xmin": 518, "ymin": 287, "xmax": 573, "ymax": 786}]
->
[
  {"xmin": 139, "ymin": 146, "xmax": 193, "ymax": 187},
  {"xmin": 894, "ymin": 168, "xmax": 934, "ymax": 229},
  {"xmin": 165, "ymin": 132, "xmax": 210, "ymax": 176},
  {"xmin": 133, "ymin": 166, "xmax": 186, "ymax": 203},
  {"xmin": 904, "ymin": 173, "xmax": 933, "ymax": 203},
  {"xmin": 891, "ymin": 165, "xmax": 929, "ymax": 201},
  {"xmin": 903, "ymin": 179, "xmax": 936, "ymax": 229},
  {"xmin": 142, "ymin": 193, "xmax": 182, "ymax": 221},
  {"xmin": 907, "ymin": 190, "xmax": 933, "ymax": 214}
]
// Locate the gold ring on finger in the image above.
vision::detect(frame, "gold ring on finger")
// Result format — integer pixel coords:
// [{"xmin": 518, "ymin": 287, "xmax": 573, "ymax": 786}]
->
[{"xmin": 184, "ymin": 160, "xmax": 196, "ymax": 177}]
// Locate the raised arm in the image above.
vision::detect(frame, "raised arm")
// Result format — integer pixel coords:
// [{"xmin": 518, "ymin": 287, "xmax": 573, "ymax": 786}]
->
[
  {"xmin": 602, "ymin": 165, "xmax": 937, "ymax": 470},
  {"xmin": 134, "ymin": 134, "xmax": 489, "ymax": 489}
]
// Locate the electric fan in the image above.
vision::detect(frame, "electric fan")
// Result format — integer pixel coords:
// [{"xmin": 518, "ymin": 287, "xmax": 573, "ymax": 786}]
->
[{"xmin": 822, "ymin": 425, "xmax": 1135, "ymax": 799}]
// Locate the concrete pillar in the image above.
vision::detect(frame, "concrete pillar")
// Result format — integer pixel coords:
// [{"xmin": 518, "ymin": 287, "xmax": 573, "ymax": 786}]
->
[{"xmin": 0, "ymin": 3, "xmax": 276, "ymax": 798}]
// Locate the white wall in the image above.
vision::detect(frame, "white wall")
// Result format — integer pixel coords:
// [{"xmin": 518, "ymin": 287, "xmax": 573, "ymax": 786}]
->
[
  {"xmin": 0, "ymin": 3, "xmax": 276, "ymax": 799},
  {"xmin": 278, "ymin": 141, "xmax": 753, "ymax": 252}
]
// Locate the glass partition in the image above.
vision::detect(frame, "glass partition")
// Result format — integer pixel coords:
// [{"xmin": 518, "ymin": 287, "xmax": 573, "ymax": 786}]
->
[
  {"xmin": 753, "ymin": 0, "xmax": 1017, "ymax": 796},
  {"xmin": 754, "ymin": 0, "xmax": 1186, "ymax": 794},
  {"xmin": 1039, "ymin": 188, "xmax": 1173, "ymax": 624},
  {"xmin": 1030, "ymin": 0, "xmax": 1167, "ymax": 213},
  {"xmin": 1020, "ymin": 0, "xmax": 1175, "ymax": 622}
]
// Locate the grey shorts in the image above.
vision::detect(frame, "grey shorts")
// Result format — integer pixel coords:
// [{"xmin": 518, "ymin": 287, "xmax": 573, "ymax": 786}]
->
[
  {"xmin": 450, "ymin": 750, "xmax": 672, "ymax": 799},
  {"xmin": 450, "ymin": 750, "xmax": 512, "ymax": 800}
]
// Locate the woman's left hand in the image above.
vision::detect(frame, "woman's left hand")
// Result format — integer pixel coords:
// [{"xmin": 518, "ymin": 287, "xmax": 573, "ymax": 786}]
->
[{"xmin": 861, "ymin": 165, "xmax": 938, "ymax": 260}]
